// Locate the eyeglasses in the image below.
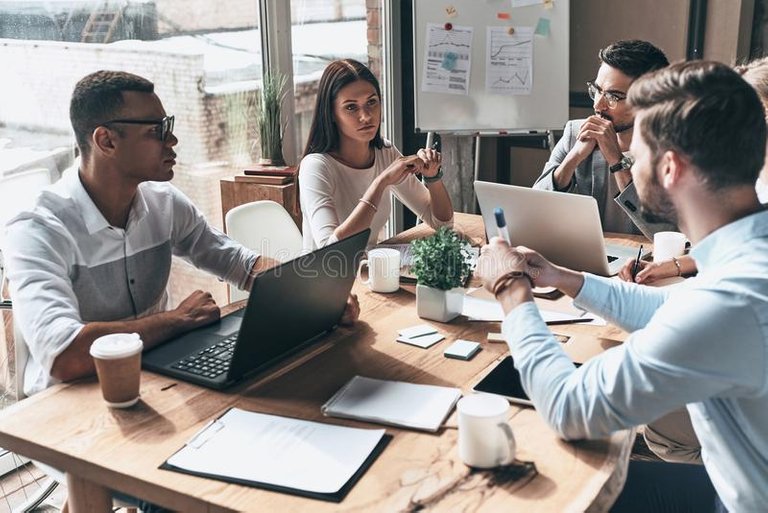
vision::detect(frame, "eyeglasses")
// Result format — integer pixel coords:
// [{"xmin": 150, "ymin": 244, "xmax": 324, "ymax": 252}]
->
[
  {"xmin": 586, "ymin": 82, "xmax": 626, "ymax": 110},
  {"xmin": 101, "ymin": 115, "xmax": 175, "ymax": 141}
]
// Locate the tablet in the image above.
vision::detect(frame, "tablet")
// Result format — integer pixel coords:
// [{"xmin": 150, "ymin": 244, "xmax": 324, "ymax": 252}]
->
[{"xmin": 472, "ymin": 356, "xmax": 581, "ymax": 407}]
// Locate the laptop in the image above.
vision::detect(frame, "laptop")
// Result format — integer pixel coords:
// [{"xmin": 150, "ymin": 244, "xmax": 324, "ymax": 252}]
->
[
  {"xmin": 143, "ymin": 229, "xmax": 370, "ymax": 389},
  {"xmin": 474, "ymin": 181, "xmax": 639, "ymax": 276}
]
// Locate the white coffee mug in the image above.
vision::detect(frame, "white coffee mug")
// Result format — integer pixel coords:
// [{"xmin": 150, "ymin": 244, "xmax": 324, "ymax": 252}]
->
[
  {"xmin": 457, "ymin": 394, "xmax": 516, "ymax": 468},
  {"xmin": 653, "ymin": 231, "xmax": 687, "ymax": 263},
  {"xmin": 357, "ymin": 248, "xmax": 400, "ymax": 293}
]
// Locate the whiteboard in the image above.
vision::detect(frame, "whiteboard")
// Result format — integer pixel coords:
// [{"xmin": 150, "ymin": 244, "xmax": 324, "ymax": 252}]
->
[{"xmin": 413, "ymin": 0, "xmax": 569, "ymax": 133}]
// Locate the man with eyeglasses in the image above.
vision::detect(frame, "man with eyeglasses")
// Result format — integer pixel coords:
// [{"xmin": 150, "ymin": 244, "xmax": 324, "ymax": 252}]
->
[
  {"xmin": 4, "ymin": 70, "xmax": 359, "ymax": 400},
  {"xmin": 533, "ymin": 40, "xmax": 669, "ymax": 234}
]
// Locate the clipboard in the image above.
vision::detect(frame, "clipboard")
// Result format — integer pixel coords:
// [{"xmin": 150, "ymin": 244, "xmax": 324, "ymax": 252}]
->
[{"xmin": 160, "ymin": 408, "xmax": 392, "ymax": 503}]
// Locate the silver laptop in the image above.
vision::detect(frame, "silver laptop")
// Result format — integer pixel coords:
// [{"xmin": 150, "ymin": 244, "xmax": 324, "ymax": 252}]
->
[{"xmin": 474, "ymin": 181, "xmax": 639, "ymax": 276}]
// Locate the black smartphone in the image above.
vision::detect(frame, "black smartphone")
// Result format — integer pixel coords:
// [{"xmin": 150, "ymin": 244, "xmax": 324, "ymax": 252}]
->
[{"xmin": 472, "ymin": 356, "xmax": 581, "ymax": 407}]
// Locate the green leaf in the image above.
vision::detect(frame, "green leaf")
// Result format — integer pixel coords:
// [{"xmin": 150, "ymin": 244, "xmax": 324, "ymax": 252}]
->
[{"xmin": 408, "ymin": 227, "xmax": 471, "ymax": 290}]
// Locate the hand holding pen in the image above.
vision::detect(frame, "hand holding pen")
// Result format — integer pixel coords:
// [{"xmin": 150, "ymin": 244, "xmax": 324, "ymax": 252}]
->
[{"xmin": 631, "ymin": 245, "xmax": 643, "ymax": 281}]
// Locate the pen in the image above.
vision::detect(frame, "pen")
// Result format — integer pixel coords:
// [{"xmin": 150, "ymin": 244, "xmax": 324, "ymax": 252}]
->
[
  {"xmin": 631, "ymin": 244, "xmax": 643, "ymax": 281},
  {"xmin": 494, "ymin": 208, "xmax": 512, "ymax": 245},
  {"xmin": 546, "ymin": 318, "xmax": 594, "ymax": 326}
]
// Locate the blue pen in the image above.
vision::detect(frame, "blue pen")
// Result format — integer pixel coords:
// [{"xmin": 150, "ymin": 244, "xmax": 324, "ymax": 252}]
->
[{"xmin": 494, "ymin": 208, "xmax": 512, "ymax": 245}]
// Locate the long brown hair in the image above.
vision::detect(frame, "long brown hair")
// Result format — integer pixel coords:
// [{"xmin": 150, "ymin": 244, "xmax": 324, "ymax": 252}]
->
[{"xmin": 302, "ymin": 59, "xmax": 384, "ymax": 157}]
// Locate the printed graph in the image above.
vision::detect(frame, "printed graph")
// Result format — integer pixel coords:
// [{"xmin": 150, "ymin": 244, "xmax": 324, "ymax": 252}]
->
[{"xmin": 486, "ymin": 26, "xmax": 533, "ymax": 95}]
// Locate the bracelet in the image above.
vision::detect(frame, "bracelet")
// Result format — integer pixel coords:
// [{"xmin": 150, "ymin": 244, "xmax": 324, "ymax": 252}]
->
[
  {"xmin": 671, "ymin": 256, "xmax": 682, "ymax": 277},
  {"xmin": 359, "ymin": 198, "xmax": 378, "ymax": 212},
  {"xmin": 491, "ymin": 270, "xmax": 532, "ymax": 298},
  {"xmin": 422, "ymin": 168, "xmax": 444, "ymax": 183}
]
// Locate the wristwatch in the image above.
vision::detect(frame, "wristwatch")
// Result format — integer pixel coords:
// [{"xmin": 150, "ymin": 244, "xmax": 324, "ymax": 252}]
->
[
  {"xmin": 422, "ymin": 168, "xmax": 444, "ymax": 183},
  {"xmin": 609, "ymin": 155, "xmax": 634, "ymax": 173}
]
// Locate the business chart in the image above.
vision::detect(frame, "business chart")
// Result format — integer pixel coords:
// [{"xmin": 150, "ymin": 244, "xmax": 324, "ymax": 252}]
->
[
  {"xmin": 486, "ymin": 26, "xmax": 533, "ymax": 95},
  {"xmin": 422, "ymin": 23, "xmax": 473, "ymax": 95}
]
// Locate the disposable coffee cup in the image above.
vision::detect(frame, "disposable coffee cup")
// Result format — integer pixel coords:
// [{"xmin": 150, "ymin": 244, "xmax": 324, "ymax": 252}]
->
[{"xmin": 89, "ymin": 333, "xmax": 143, "ymax": 408}]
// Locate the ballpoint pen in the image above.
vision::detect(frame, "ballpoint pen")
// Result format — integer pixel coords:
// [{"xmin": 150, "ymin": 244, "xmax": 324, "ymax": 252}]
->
[
  {"xmin": 494, "ymin": 208, "xmax": 512, "ymax": 245},
  {"xmin": 631, "ymin": 244, "xmax": 643, "ymax": 281}
]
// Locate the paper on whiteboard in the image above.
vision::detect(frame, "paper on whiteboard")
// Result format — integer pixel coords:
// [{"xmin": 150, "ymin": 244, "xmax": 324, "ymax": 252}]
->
[
  {"xmin": 511, "ymin": 0, "xmax": 542, "ymax": 7},
  {"xmin": 486, "ymin": 26, "xmax": 533, "ymax": 95},
  {"xmin": 422, "ymin": 23, "xmax": 473, "ymax": 95}
]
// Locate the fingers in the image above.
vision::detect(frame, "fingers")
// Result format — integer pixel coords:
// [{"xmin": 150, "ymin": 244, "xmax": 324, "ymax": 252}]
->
[
  {"xmin": 617, "ymin": 258, "xmax": 635, "ymax": 282},
  {"xmin": 339, "ymin": 294, "xmax": 360, "ymax": 326}
]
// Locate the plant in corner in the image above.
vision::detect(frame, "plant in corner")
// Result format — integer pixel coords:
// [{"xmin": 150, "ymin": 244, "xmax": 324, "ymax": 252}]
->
[
  {"xmin": 256, "ymin": 71, "xmax": 288, "ymax": 167},
  {"xmin": 409, "ymin": 227, "xmax": 472, "ymax": 322}
]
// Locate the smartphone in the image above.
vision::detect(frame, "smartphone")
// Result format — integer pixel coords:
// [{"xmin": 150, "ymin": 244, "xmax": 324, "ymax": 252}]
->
[{"xmin": 472, "ymin": 356, "xmax": 581, "ymax": 407}]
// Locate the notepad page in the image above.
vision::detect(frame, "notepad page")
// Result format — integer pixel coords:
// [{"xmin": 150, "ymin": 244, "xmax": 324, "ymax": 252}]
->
[
  {"xmin": 166, "ymin": 408, "xmax": 385, "ymax": 495},
  {"xmin": 322, "ymin": 376, "xmax": 461, "ymax": 432}
]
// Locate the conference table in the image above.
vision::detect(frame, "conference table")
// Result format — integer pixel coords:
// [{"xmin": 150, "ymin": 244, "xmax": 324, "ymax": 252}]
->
[{"xmin": 0, "ymin": 213, "xmax": 641, "ymax": 512}]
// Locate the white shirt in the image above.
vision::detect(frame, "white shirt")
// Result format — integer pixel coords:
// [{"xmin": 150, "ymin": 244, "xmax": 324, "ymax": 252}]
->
[
  {"xmin": 502, "ymin": 209, "xmax": 768, "ymax": 512},
  {"xmin": 299, "ymin": 142, "xmax": 453, "ymax": 249},
  {"xmin": 4, "ymin": 171, "xmax": 258, "ymax": 395}
]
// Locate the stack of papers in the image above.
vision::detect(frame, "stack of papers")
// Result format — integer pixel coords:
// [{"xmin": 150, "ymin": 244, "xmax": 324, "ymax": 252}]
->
[
  {"xmin": 461, "ymin": 295, "xmax": 606, "ymax": 325},
  {"xmin": 162, "ymin": 408, "xmax": 389, "ymax": 502},
  {"xmin": 396, "ymin": 324, "xmax": 444, "ymax": 348},
  {"xmin": 322, "ymin": 375, "xmax": 462, "ymax": 432}
]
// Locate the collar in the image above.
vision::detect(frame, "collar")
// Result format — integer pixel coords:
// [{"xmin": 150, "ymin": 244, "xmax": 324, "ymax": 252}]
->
[
  {"xmin": 67, "ymin": 170, "xmax": 149, "ymax": 234},
  {"xmin": 689, "ymin": 208, "xmax": 768, "ymax": 272}
]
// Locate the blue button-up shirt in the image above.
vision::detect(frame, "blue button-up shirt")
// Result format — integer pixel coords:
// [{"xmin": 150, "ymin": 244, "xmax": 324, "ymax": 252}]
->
[{"xmin": 502, "ymin": 209, "xmax": 768, "ymax": 512}]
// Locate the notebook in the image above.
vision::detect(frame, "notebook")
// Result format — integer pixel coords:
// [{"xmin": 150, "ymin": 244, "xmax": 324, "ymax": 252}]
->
[
  {"xmin": 142, "ymin": 229, "xmax": 369, "ymax": 389},
  {"xmin": 474, "ymin": 181, "xmax": 641, "ymax": 276},
  {"xmin": 322, "ymin": 376, "xmax": 462, "ymax": 432}
]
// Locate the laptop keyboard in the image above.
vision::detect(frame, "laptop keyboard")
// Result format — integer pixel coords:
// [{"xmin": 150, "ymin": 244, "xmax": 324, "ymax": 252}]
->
[{"xmin": 170, "ymin": 334, "xmax": 237, "ymax": 379}]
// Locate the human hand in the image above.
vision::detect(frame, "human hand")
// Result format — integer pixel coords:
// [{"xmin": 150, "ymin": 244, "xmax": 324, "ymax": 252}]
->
[
  {"xmin": 578, "ymin": 115, "xmax": 623, "ymax": 165},
  {"xmin": 417, "ymin": 147, "xmax": 442, "ymax": 178},
  {"xmin": 175, "ymin": 290, "xmax": 220, "ymax": 328},
  {"xmin": 377, "ymin": 155, "xmax": 422, "ymax": 187},
  {"xmin": 476, "ymin": 238, "xmax": 566, "ymax": 290},
  {"xmin": 568, "ymin": 137, "xmax": 598, "ymax": 164},
  {"xmin": 339, "ymin": 293, "xmax": 360, "ymax": 325},
  {"xmin": 617, "ymin": 258, "xmax": 678, "ymax": 285}
]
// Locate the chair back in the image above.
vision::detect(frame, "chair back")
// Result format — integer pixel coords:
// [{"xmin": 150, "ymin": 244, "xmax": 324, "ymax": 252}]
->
[
  {"xmin": 225, "ymin": 200, "xmax": 303, "ymax": 302},
  {"xmin": 0, "ymin": 168, "xmax": 51, "ymax": 249}
]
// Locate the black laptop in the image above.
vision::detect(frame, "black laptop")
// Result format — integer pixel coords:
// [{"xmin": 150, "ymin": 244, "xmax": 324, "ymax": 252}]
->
[{"xmin": 143, "ymin": 229, "xmax": 370, "ymax": 389}]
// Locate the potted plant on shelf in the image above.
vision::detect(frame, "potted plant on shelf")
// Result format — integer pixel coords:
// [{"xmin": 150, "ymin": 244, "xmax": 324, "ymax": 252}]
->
[
  {"xmin": 410, "ymin": 227, "xmax": 472, "ymax": 322},
  {"xmin": 256, "ymin": 71, "xmax": 288, "ymax": 167}
]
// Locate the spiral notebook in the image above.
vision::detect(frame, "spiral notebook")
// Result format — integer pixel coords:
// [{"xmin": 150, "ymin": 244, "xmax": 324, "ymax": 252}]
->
[{"xmin": 322, "ymin": 376, "xmax": 461, "ymax": 432}]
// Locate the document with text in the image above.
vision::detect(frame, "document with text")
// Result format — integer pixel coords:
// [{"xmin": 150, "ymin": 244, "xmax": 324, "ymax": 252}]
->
[{"xmin": 162, "ymin": 408, "xmax": 389, "ymax": 502}]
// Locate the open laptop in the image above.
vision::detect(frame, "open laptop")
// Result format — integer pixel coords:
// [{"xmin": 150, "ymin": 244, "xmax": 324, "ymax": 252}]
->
[
  {"xmin": 474, "ymin": 181, "xmax": 639, "ymax": 276},
  {"xmin": 143, "ymin": 229, "xmax": 370, "ymax": 389}
]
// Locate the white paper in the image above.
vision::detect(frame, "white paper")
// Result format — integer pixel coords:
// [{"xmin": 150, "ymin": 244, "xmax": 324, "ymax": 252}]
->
[
  {"xmin": 511, "ymin": 0, "xmax": 541, "ymax": 7},
  {"xmin": 422, "ymin": 23, "xmax": 473, "ymax": 95},
  {"xmin": 167, "ymin": 408, "xmax": 385, "ymax": 495},
  {"xmin": 397, "ymin": 333, "xmax": 445, "ymax": 348},
  {"xmin": 323, "ymin": 376, "xmax": 461, "ymax": 432},
  {"xmin": 398, "ymin": 324, "xmax": 438, "ymax": 339},
  {"xmin": 461, "ymin": 295, "xmax": 592, "ymax": 324},
  {"xmin": 486, "ymin": 26, "xmax": 533, "ymax": 95}
]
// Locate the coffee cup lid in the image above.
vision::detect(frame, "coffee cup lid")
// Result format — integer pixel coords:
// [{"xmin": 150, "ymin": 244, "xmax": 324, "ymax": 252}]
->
[{"xmin": 89, "ymin": 333, "xmax": 143, "ymax": 359}]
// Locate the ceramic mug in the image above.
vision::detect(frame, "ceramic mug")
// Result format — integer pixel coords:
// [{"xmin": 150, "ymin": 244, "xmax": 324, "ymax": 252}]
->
[
  {"xmin": 357, "ymin": 248, "xmax": 400, "ymax": 293},
  {"xmin": 457, "ymin": 393, "xmax": 516, "ymax": 468},
  {"xmin": 653, "ymin": 231, "xmax": 687, "ymax": 263}
]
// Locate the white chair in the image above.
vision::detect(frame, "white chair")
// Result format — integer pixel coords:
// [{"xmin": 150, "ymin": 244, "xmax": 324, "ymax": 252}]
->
[{"xmin": 225, "ymin": 200, "xmax": 303, "ymax": 302}]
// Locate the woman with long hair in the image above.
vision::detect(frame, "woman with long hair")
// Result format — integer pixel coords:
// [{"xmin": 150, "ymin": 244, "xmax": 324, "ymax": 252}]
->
[{"xmin": 299, "ymin": 59, "xmax": 453, "ymax": 250}]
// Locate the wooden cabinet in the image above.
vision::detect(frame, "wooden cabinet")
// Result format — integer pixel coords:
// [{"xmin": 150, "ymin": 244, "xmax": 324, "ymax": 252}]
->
[{"xmin": 219, "ymin": 177, "xmax": 301, "ymax": 231}]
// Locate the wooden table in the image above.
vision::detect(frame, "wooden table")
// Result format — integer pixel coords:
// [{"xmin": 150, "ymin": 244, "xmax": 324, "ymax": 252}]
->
[{"xmin": 0, "ymin": 213, "xmax": 637, "ymax": 512}]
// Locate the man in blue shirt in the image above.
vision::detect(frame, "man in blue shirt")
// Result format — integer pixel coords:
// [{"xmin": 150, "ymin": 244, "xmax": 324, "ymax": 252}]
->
[{"xmin": 477, "ymin": 61, "xmax": 768, "ymax": 512}]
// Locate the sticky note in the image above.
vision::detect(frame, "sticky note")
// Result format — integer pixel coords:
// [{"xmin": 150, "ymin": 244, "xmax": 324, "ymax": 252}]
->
[
  {"xmin": 441, "ymin": 51, "xmax": 458, "ymax": 71},
  {"xmin": 397, "ymin": 333, "xmax": 445, "ymax": 349},
  {"xmin": 534, "ymin": 17, "xmax": 551, "ymax": 36},
  {"xmin": 497, "ymin": 12, "xmax": 511, "ymax": 20},
  {"xmin": 398, "ymin": 324, "xmax": 438, "ymax": 339},
  {"xmin": 445, "ymin": 5, "xmax": 457, "ymax": 18}
]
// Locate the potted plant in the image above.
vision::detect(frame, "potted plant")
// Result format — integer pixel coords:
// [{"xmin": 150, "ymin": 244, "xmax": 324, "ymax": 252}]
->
[
  {"xmin": 410, "ymin": 227, "xmax": 472, "ymax": 322},
  {"xmin": 256, "ymin": 71, "xmax": 288, "ymax": 167}
]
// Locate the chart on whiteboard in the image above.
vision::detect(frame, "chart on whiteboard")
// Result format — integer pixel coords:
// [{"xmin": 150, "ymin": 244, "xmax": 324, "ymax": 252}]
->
[
  {"xmin": 422, "ymin": 23, "xmax": 473, "ymax": 95},
  {"xmin": 485, "ymin": 26, "xmax": 533, "ymax": 95}
]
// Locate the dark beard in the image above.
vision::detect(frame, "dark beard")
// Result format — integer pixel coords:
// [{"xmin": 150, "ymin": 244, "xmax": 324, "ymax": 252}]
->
[{"xmin": 639, "ymin": 171, "xmax": 678, "ymax": 225}]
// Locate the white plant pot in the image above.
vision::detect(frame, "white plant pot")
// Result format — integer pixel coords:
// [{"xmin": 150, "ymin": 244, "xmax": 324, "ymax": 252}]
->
[{"xmin": 416, "ymin": 284, "xmax": 464, "ymax": 323}]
